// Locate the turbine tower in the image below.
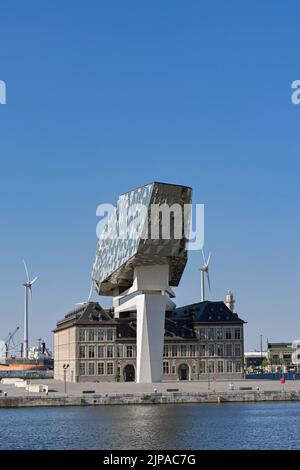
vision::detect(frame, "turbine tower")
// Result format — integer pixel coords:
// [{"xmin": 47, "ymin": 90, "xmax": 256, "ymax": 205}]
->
[
  {"xmin": 22, "ymin": 260, "xmax": 38, "ymax": 358},
  {"xmin": 199, "ymin": 249, "xmax": 211, "ymax": 302}
]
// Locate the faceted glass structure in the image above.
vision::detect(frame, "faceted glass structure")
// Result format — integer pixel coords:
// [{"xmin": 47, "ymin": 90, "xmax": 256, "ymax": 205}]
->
[{"xmin": 92, "ymin": 182, "xmax": 192, "ymax": 295}]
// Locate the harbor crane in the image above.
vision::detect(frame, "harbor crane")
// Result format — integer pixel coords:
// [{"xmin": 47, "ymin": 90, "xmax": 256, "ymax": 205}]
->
[{"xmin": 4, "ymin": 326, "xmax": 20, "ymax": 358}]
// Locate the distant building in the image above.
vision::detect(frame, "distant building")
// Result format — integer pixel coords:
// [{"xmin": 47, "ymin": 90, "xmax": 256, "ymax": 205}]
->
[
  {"xmin": 267, "ymin": 342, "xmax": 293, "ymax": 373},
  {"xmin": 53, "ymin": 299, "xmax": 246, "ymax": 383},
  {"xmin": 244, "ymin": 351, "xmax": 268, "ymax": 373}
]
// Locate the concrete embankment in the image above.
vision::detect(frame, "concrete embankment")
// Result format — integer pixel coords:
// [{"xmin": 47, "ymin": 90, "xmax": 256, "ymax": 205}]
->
[{"xmin": 1, "ymin": 390, "xmax": 300, "ymax": 408}]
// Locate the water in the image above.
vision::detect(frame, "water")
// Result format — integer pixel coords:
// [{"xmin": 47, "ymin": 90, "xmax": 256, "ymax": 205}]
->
[{"xmin": 1, "ymin": 402, "xmax": 300, "ymax": 450}]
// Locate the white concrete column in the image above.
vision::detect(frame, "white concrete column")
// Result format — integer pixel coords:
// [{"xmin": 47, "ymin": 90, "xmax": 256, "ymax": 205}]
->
[{"xmin": 135, "ymin": 293, "xmax": 168, "ymax": 383}]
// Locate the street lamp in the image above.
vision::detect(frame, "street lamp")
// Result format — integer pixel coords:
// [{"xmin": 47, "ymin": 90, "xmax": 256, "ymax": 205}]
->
[{"xmin": 63, "ymin": 363, "xmax": 69, "ymax": 394}]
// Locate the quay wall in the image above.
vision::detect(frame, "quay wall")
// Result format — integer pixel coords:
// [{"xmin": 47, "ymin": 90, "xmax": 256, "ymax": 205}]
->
[{"xmin": 1, "ymin": 390, "xmax": 300, "ymax": 408}]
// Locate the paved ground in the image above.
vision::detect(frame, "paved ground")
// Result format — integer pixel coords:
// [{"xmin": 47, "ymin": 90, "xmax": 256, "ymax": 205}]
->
[{"xmin": 1, "ymin": 378, "xmax": 300, "ymax": 397}]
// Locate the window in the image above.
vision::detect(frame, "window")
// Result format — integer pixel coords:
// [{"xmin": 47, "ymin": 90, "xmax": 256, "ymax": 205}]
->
[
  {"xmin": 199, "ymin": 344, "xmax": 206, "ymax": 356},
  {"xmin": 107, "ymin": 329, "xmax": 114, "ymax": 341},
  {"xmin": 234, "ymin": 343, "xmax": 241, "ymax": 357},
  {"xmin": 236, "ymin": 361, "xmax": 242, "ymax": 373},
  {"xmin": 226, "ymin": 360, "xmax": 233, "ymax": 373},
  {"xmin": 225, "ymin": 328, "xmax": 232, "ymax": 340},
  {"xmin": 79, "ymin": 345, "xmax": 85, "ymax": 359},
  {"xmin": 98, "ymin": 362, "xmax": 104, "ymax": 375},
  {"xmin": 88, "ymin": 329, "xmax": 95, "ymax": 341},
  {"xmin": 88, "ymin": 346, "xmax": 95, "ymax": 358},
  {"xmin": 216, "ymin": 328, "xmax": 223, "ymax": 340},
  {"xmin": 180, "ymin": 345, "xmax": 187, "ymax": 356},
  {"xmin": 88, "ymin": 362, "xmax": 95, "ymax": 376},
  {"xmin": 226, "ymin": 344, "xmax": 233, "ymax": 357},
  {"xmin": 189, "ymin": 345, "xmax": 196, "ymax": 357},
  {"xmin": 171, "ymin": 345, "xmax": 177, "ymax": 357},
  {"xmin": 234, "ymin": 328, "xmax": 241, "ymax": 340},
  {"xmin": 192, "ymin": 365, "xmax": 196, "ymax": 374},
  {"xmin": 199, "ymin": 360, "xmax": 206, "ymax": 373},
  {"xmin": 163, "ymin": 345, "xmax": 169, "ymax": 357},
  {"xmin": 107, "ymin": 345, "xmax": 114, "ymax": 358},
  {"xmin": 98, "ymin": 345, "xmax": 104, "ymax": 358},
  {"xmin": 208, "ymin": 344, "xmax": 215, "ymax": 357},
  {"xmin": 208, "ymin": 361, "xmax": 215, "ymax": 373},
  {"xmin": 163, "ymin": 361, "xmax": 170, "ymax": 374},
  {"xmin": 126, "ymin": 345, "xmax": 133, "ymax": 358},
  {"xmin": 171, "ymin": 365, "xmax": 176, "ymax": 374},
  {"xmin": 107, "ymin": 362, "xmax": 114, "ymax": 375},
  {"xmin": 97, "ymin": 329, "xmax": 105, "ymax": 341},
  {"xmin": 197, "ymin": 328, "xmax": 206, "ymax": 340},
  {"xmin": 207, "ymin": 328, "xmax": 215, "ymax": 340},
  {"xmin": 217, "ymin": 361, "xmax": 224, "ymax": 373},
  {"xmin": 79, "ymin": 329, "xmax": 85, "ymax": 342},
  {"xmin": 79, "ymin": 363, "xmax": 85, "ymax": 375},
  {"xmin": 117, "ymin": 345, "xmax": 123, "ymax": 358},
  {"xmin": 216, "ymin": 344, "xmax": 224, "ymax": 356}
]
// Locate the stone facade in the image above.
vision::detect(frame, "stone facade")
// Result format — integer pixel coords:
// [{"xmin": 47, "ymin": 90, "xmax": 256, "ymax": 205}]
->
[{"xmin": 53, "ymin": 300, "xmax": 245, "ymax": 383}]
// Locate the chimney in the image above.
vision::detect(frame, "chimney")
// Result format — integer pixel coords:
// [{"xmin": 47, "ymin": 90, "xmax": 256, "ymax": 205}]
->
[{"xmin": 225, "ymin": 290, "xmax": 235, "ymax": 312}]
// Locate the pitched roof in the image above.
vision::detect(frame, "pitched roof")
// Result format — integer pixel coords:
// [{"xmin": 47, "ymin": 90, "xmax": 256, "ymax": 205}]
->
[
  {"xmin": 170, "ymin": 301, "xmax": 245, "ymax": 324},
  {"xmin": 53, "ymin": 302, "xmax": 116, "ymax": 332}
]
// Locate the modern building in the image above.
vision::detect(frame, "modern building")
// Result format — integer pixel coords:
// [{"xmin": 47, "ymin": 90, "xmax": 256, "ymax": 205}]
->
[
  {"xmin": 267, "ymin": 342, "xmax": 294, "ymax": 373},
  {"xmin": 244, "ymin": 351, "xmax": 268, "ymax": 373},
  {"xmin": 53, "ymin": 297, "xmax": 245, "ymax": 383},
  {"xmin": 54, "ymin": 182, "xmax": 246, "ymax": 384}
]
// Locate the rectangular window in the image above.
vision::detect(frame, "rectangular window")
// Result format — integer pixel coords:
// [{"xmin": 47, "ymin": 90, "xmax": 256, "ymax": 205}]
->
[
  {"xmin": 163, "ymin": 361, "xmax": 170, "ymax": 374},
  {"xmin": 88, "ymin": 362, "xmax": 95, "ymax": 376},
  {"xmin": 180, "ymin": 345, "xmax": 187, "ymax": 357},
  {"xmin": 226, "ymin": 344, "xmax": 233, "ymax": 357},
  {"xmin": 208, "ymin": 361, "xmax": 215, "ymax": 373},
  {"xmin": 107, "ymin": 345, "xmax": 114, "ymax": 358},
  {"xmin": 97, "ymin": 329, "xmax": 105, "ymax": 341},
  {"xmin": 88, "ymin": 329, "xmax": 95, "ymax": 342},
  {"xmin": 88, "ymin": 346, "xmax": 95, "ymax": 358},
  {"xmin": 117, "ymin": 345, "xmax": 123, "ymax": 358},
  {"xmin": 97, "ymin": 362, "xmax": 104, "ymax": 375},
  {"xmin": 234, "ymin": 343, "xmax": 241, "ymax": 357},
  {"xmin": 79, "ymin": 345, "xmax": 85, "ymax": 359},
  {"xmin": 98, "ymin": 345, "xmax": 104, "ymax": 358},
  {"xmin": 79, "ymin": 362, "xmax": 85, "ymax": 375},
  {"xmin": 225, "ymin": 328, "xmax": 232, "ymax": 340},
  {"xmin": 107, "ymin": 329, "xmax": 114, "ymax": 341},
  {"xmin": 199, "ymin": 344, "xmax": 206, "ymax": 356},
  {"xmin": 199, "ymin": 360, "xmax": 206, "ymax": 373},
  {"xmin": 171, "ymin": 345, "xmax": 177, "ymax": 357},
  {"xmin": 79, "ymin": 329, "xmax": 85, "ymax": 342},
  {"xmin": 208, "ymin": 344, "xmax": 215, "ymax": 357},
  {"xmin": 226, "ymin": 360, "xmax": 233, "ymax": 373},
  {"xmin": 126, "ymin": 345, "xmax": 133, "ymax": 358},
  {"xmin": 171, "ymin": 365, "xmax": 176, "ymax": 375},
  {"xmin": 107, "ymin": 362, "xmax": 114, "ymax": 375},
  {"xmin": 216, "ymin": 344, "xmax": 224, "ymax": 357},
  {"xmin": 216, "ymin": 328, "xmax": 223, "ymax": 340},
  {"xmin": 235, "ymin": 361, "xmax": 242, "ymax": 373},
  {"xmin": 189, "ymin": 345, "xmax": 196, "ymax": 357},
  {"xmin": 234, "ymin": 328, "xmax": 241, "ymax": 340},
  {"xmin": 163, "ymin": 345, "xmax": 169, "ymax": 357},
  {"xmin": 207, "ymin": 328, "xmax": 215, "ymax": 340},
  {"xmin": 217, "ymin": 361, "xmax": 224, "ymax": 373},
  {"xmin": 198, "ymin": 328, "xmax": 206, "ymax": 340}
]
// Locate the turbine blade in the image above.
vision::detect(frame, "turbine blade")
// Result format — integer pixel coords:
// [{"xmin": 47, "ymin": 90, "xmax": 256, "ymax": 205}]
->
[
  {"xmin": 30, "ymin": 276, "xmax": 38, "ymax": 286},
  {"xmin": 206, "ymin": 252, "xmax": 211, "ymax": 265},
  {"xmin": 206, "ymin": 271, "xmax": 211, "ymax": 292},
  {"xmin": 23, "ymin": 260, "xmax": 30, "ymax": 283},
  {"xmin": 201, "ymin": 249, "xmax": 206, "ymax": 265}
]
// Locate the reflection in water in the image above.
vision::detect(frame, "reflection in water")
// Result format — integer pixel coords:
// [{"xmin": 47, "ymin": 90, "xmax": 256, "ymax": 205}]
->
[{"xmin": 1, "ymin": 403, "xmax": 300, "ymax": 450}]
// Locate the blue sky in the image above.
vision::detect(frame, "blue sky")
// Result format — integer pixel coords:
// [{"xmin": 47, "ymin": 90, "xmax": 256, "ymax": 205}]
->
[{"xmin": 0, "ymin": 1, "xmax": 299, "ymax": 351}]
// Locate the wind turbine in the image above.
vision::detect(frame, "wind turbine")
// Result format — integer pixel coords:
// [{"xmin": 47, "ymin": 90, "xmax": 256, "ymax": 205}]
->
[
  {"xmin": 199, "ymin": 249, "xmax": 211, "ymax": 302},
  {"xmin": 23, "ymin": 260, "xmax": 38, "ymax": 358}
]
